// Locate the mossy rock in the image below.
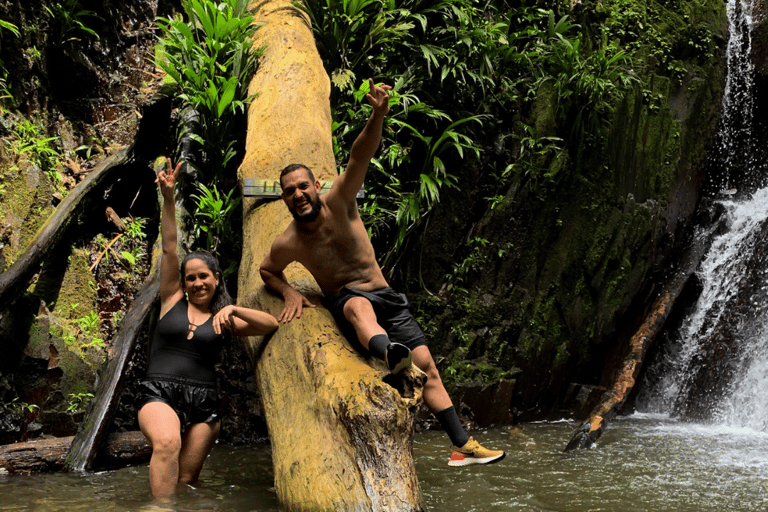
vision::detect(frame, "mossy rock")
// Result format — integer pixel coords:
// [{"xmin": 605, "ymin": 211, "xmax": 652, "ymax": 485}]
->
[{"xmin": 0, "ymin": 158, "xmax": 57, "ymax": 271}]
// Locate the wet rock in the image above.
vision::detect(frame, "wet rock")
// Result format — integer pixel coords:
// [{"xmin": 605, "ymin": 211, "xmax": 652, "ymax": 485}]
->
[
  {"xmin": 452, "ymin": 379, "xmax": 516, "ymax": 427},
  {"xmin": 562, "ymin": 383, "xmax": 607, "ymax": 420}
]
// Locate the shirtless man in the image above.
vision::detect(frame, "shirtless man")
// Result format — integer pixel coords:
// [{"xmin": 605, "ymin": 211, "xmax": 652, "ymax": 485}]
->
[{"xmin": 259, "ymin": 79, "xmax": 504, "ymax": 467}]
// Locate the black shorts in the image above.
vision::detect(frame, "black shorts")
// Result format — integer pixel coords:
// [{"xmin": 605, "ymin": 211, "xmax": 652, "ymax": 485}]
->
[
  {"xmin": 138, "ymin": 377, "xmax": 221, "ymax": 433},
  {"xmin": 322, "ymin": 286, "xmax": 428, "ymax": 355}
]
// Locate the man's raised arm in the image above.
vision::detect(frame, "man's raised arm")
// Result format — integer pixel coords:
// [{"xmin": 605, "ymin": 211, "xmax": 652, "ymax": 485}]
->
[
  {"xmin": 329, "ymin": 79, "xmax": 391, "ymax": 203},
  {"xmin": 260, "ymin": 241, "xmax": 316, "ymax": 323}
]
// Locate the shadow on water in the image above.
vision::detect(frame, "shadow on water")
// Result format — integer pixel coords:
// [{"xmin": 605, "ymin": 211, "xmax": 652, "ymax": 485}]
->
[{"xmin": 3, "ymin": 423, "xmax": 768, "ymax": 511}]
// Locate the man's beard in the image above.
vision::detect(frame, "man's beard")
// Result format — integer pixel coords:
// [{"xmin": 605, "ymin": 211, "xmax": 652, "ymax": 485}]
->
[{"xmin": 291, "ymin": 195, "xmax": 322, "ymax": 223}]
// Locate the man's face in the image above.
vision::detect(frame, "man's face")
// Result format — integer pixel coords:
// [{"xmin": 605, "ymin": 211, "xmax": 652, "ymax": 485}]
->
[{"xmin": 281, "ymin": 168, "xmax": 322, "ymax": 223}]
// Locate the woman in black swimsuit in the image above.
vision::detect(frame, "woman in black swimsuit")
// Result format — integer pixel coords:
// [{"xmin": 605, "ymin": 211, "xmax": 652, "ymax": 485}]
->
[{"xmin": 138, "ymin": 158, "xmax": 278, "ymax": 499}]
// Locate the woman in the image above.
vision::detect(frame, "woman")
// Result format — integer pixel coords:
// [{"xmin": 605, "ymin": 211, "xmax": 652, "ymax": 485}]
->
[{"xmin": 138, "ymin": 158, "xmax": 278, "ymax": 498}]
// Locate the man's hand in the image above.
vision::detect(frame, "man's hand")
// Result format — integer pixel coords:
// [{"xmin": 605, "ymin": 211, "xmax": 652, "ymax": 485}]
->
[
  {"xmin": 366, "ymin": 78, "xmax": 391, "ymax": 118},
  {"xmin": 279, "ymin": 288, "xmax": 316, "ymax": 323}
]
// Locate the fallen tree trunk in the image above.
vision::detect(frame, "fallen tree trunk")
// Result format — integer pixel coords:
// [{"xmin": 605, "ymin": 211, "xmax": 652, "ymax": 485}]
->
[
  {"xmin": 237, "ymin": 2, "xmax": 425, "ymax": 510},
  {"xmin": 64, "ymin": 265, "xmax": 160, "ymax": 471},
  {"xmin": 0, "ymin": 431, "xmax": 150, "ymax": 474},
  {"xmin": 0, "ymin": 147, "xmax": 133, "ymax": 312},
  {"xmin": 565, "ymin": 237, "xmax": 710, "ymax": 451}
]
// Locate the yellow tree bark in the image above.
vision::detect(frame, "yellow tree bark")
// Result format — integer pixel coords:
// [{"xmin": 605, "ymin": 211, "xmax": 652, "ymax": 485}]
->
[{"xmin": 237, "ymin": 2, "xmax": 426, "ymax": 511}]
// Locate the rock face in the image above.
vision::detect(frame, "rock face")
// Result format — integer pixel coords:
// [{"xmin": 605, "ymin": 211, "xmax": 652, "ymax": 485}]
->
[
  {"xmin": 236, "ymin": 2, "xmax": 425, "ymax": 510},
  {"xmin": 402, "ymin": 0, "xmax": 731, "ymax": 424}
]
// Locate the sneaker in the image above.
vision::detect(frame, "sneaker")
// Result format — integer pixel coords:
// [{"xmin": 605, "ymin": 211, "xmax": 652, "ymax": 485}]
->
[
  {"xmin": 448, "ymin": 437, "xmax": 506, "ymax": 467},
  {"xmin": 384, "ymin": 343, "xmax": 412, "ymax": 374}
]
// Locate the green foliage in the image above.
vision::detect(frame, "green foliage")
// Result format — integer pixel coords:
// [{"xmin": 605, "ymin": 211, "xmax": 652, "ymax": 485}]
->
[
  {"xmin": 45, "ymin": 0, "xmax": 100, "ymax": 45},
  {"xmin": 72, "ymin": 310, "xmax": 104, "ymax": 348},
  {"xmin": 73, "ymin": 310, "xmax": 99, "ymax": 334},
  {"xmin": 155, "ymin": 0, "xmax": 261, "ymax": 281},
  {"xmin": 297, "ymin": 0, "xmax": 414, "ymax": 91},
  {"xmin": 12, "ymin": 120, "xmax": 62, "ymax": 175},
  {"xmin": 120, "ymin": 250, "xmax": 137, "ymax": 267},
  {"xmin": 507, "ymin": 123, "xmax": 564, "ymax": 193},
  {"xmin": 1, "ymin": 397, "xmax": 39, "ymax": 415},
  {"xmin": 0, "ymin": 19, "xmax": 19, "ymax": 101},
  {"xmin": 301, "ymin": 0, "xmax": 643, "ymax": 277},
  {"xmin": 125, "ymin": 217, "xmax": 146, "ymax": 242},
  {"xmin": 522, "ymin": 11, "xmax": 639, "ymax": 145},
  {"xmin": 155, "ymin": 0, "xmax": 262, "ymax": 180},
  {"xmin": 66, "ymin": 392, "xmax": 94, "ymax": 413},
  {"xmin": 191, "ymin": 182, "xmax": 242, "ymax": 277},
  {"xmin": 73, "ymin": 136, "xmax": 107, "ymax": 161}
]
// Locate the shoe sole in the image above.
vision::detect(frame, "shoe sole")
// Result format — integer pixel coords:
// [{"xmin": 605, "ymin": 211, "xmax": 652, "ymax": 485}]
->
[
  {"xmin": 385, "ymin": 343, "xmax": 412, "ymax": 374},
  {"xmin": 447, "ymin": 452, "xmax": 506, "ymax": 467}
]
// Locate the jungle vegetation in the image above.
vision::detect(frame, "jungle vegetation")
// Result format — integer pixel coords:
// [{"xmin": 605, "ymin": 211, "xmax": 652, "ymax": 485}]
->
[{"xmin": 0, "ymin": 0, "xmax": 726, "ymax": 427}]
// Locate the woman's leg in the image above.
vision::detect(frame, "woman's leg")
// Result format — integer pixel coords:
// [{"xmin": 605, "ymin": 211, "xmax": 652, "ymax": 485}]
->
[
  {"xmin": 138, "ymin": 401, "xmax": 182, "ymax": 498},
  {"xmin": 178, "ymin": 421, "xmax": 220, "ymax": 486}
]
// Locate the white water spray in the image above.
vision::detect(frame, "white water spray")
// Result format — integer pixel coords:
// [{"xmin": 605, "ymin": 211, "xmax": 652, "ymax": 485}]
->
[{"xmin": 649, "ymin": 189, "xmax": 768, "ymax": 415}]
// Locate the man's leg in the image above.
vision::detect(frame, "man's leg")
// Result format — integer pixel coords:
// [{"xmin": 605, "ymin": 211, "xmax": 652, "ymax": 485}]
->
[
  {"xmin": 411, "ymin": 345, "xmax": 467, "ymax": 444},
  {"xmin": 343, "ymin": 296, "xmax": 411, "ymax": 373},
  {"xmin": 411, "ymin": 346, "xmax": 506, "ymax": 466}
]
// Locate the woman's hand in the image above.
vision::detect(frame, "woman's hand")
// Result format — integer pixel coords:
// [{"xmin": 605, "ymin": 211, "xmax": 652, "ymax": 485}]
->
[
  {"xmin": 212, "ymin": 305, "xmax": 279, "ymax": 336},
  {"xmin": 212, "ymin": 305, "xmax": 238, "ymax": 335},
  {"xmin": 156, "ymin": 158, "xmax": 181, "ymax": 201}
]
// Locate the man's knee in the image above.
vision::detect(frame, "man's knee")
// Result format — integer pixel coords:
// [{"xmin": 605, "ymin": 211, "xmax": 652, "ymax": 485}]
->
[
  {"xmin": 342, "ymin": 296, "xmax": 376, "ymax": 324},
  {"xmin": 413, "ymin": 348, "xmax": 440, "ymax": 379}
]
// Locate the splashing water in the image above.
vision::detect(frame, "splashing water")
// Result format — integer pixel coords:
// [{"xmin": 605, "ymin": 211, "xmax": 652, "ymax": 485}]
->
[{"xmin": 646, "ymin": 188, "xmax": 768, "ymax": 417}]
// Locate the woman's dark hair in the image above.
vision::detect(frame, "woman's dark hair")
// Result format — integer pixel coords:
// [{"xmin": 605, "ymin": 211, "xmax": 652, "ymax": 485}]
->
[{"xmin": 180, "ymin": 250, "xmax": 232, "ymax": 314}]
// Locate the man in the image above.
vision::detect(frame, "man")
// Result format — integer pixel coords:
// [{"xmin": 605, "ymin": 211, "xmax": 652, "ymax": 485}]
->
[{"xmin": 259, "ymin": 79, "xmax": 505, "ymax": 467}]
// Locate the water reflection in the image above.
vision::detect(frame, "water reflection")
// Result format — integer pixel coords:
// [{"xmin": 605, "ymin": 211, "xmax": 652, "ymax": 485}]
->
[{"xmin": 2, "ymin": 418, "xmax": 768, "ymax": 511}]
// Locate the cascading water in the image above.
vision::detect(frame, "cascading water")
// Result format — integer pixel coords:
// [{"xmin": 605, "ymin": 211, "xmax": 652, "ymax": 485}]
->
[
  {"xmin": 716, "ymin": 0, "xmax": 756, "ymax": 191},
  {"xmin": 638, "ymin": 0, "xmax": 768, "ymax": 427}
]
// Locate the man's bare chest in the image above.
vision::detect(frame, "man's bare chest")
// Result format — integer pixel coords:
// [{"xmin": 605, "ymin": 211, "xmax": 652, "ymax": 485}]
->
[{"xmin": 297, "ymin": 227, "xmax": 358, "ymax": 270}]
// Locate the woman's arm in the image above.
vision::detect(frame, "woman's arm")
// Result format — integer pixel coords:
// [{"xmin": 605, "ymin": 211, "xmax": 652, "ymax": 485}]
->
[
  {"xmin": 212, "ymin": 305, "xmax": 279, "ymax": 336},
  {"xmin": 156, "ymin": 158, "xmax": 184, "ymax": 315}
]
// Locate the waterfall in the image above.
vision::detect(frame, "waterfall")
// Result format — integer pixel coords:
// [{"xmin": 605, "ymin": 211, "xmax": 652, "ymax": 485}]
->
[
  {"xmin": 642, "ymin": 190, "xmax": 768, "ymax": 418},
  {"xmin": 716, "ymin": 0, "xmax": 756, "ymax": 191},
  {"xmin": 638, "ymin": 0, "xmax": 767, "ymax": 426}
]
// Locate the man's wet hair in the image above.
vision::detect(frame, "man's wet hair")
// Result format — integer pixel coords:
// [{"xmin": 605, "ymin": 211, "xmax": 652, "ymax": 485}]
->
[{"xmin": 279, "ymin": 163, "xmax": 315, "ymax": 188}]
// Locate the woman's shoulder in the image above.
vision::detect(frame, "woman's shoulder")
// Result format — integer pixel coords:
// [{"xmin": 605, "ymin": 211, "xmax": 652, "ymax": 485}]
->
[{"xmin": 159, "ymin": 294, "xmax": 186, "ymax": 320}]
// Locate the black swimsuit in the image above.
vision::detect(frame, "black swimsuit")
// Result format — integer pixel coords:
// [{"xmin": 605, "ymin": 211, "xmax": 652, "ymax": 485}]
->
[{"xmin": 138, "ymin": 298, "xmax": 226, "ymax": 432}]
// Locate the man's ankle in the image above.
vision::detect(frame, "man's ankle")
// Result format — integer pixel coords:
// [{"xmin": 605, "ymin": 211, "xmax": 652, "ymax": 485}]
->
[{"xmin": 367, "ymin": 334, "xmax": 390, "ymax": 361}]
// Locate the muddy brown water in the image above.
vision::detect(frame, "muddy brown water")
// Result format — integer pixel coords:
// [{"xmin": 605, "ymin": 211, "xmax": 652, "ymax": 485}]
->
[{"xmin": 2, "ymin": 416, "xmax": 767, "ymax": 511}]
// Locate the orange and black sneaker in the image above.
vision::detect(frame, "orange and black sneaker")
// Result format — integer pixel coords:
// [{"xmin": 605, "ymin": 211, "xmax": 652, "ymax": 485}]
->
[{"xmin": 448, "ymin": 437, "xmax": 506, "ymax": 467}]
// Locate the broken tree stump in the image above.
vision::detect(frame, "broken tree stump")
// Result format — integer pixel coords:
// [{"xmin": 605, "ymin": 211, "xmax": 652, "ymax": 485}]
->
[
  {"xmin": 237, "ymin": 1, "xmax": 426, "ymax": 510},
  {"xmin": 0, "ymin": 431, "xmax": 151, "ymax": 475}
]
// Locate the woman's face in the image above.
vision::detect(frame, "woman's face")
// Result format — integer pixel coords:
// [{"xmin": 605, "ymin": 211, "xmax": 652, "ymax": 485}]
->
[{"xmin": 183, "ymin": 258, "xmax": 220, "ymax": 307}]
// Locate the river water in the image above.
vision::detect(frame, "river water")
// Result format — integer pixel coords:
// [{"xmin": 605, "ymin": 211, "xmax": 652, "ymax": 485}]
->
[{"xmin": 2, "ymin": 417, "xmax": 768, "ymax": 511}]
